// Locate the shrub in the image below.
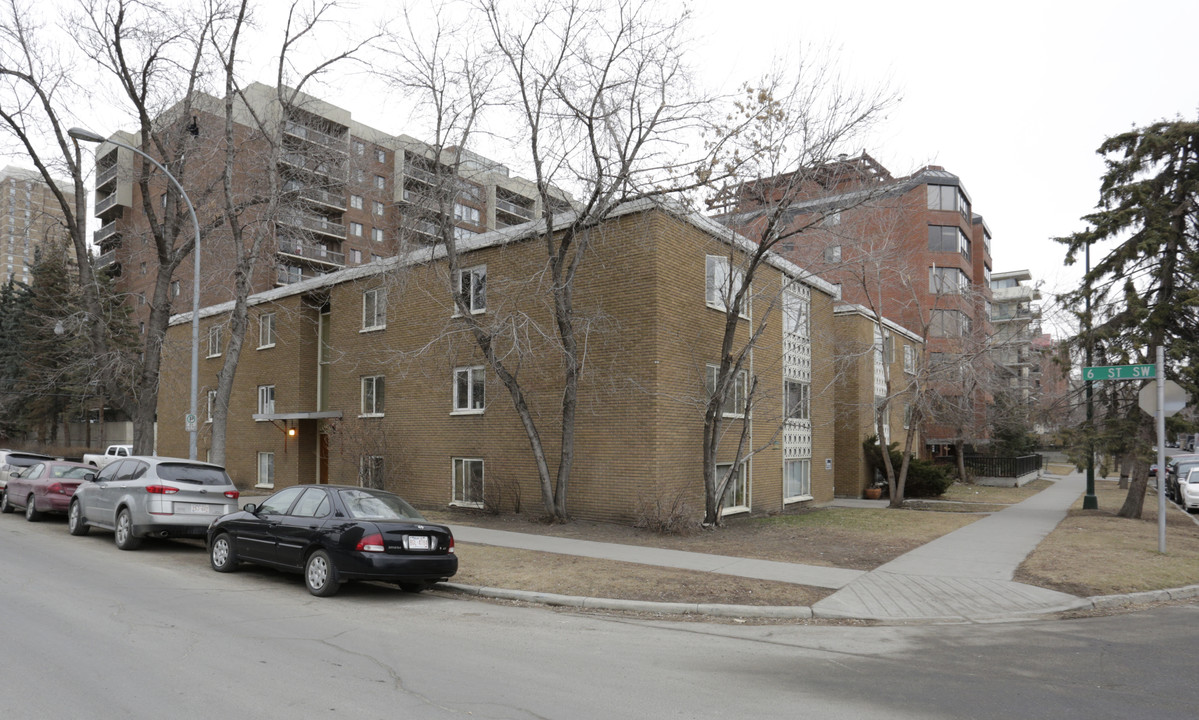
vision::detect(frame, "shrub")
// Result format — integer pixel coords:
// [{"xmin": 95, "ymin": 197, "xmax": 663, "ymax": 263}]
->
[
  {"xmin": 634, "ymin": 489, "xmax": 697, "ymax": 535},
  {"xmin": 863, "ymin": 435, "xmax": 952, "ymax": 498}
]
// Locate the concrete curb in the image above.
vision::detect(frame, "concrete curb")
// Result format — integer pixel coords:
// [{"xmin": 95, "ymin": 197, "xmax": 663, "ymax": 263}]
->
[{"xmin": 437, "ymin": 581, "xmax": 1199, "ymax": 622}]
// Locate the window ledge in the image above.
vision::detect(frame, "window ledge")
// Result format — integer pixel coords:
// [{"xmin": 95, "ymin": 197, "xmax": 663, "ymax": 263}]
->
[
  {"xmin": 720, "ymin": 506, "xmax": 750, "ymax": 517},
  {"xmin": 257, "ymin": 344, "xmax": 275, "ymax": 350},
  {"xmin": 448, "ymin": 501, "xmax": 484, "ymax": 510},
  {"xmin": 450, "ymin": 409, "xmax": 485, "ymax": 416},
  {"xmin": 255, "ymin": 483, "xmax": 274, "ymax": 489},
  {"xmin": 360, "ymin": 325, "xmax": 386, "ymax": 334},
  {"xmin": 206, "ymin": 353, "xmax": 222, "ymax": 359},
  {"xmin": 784, "ymin": 494, "xmax": 814, "ymax": 505},
  {"xmin": 358, "ymin": 413, "xmax": 384, "ymax": 419}
]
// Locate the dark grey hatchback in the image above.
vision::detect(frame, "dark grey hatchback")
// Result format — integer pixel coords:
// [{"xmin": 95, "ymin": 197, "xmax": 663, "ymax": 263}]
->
[{"xmin": 207, "ymin": 484, "xmax": 457, "ymax": 597}]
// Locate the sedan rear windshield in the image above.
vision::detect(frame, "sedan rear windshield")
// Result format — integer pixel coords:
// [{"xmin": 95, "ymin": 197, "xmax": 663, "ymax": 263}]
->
[
  {"xmin": 338, "ymin": 489, "xmax": 425, "ymax": 521},
  {"xmin": 156, "ymin": 463, "xmax": 233, "ymax": 486}
]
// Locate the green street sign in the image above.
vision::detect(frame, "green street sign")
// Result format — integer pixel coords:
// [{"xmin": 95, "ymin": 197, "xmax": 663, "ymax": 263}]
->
[{"xmin": 1082, "ymin": 364, "xmax": 1156, "ymax": 381}]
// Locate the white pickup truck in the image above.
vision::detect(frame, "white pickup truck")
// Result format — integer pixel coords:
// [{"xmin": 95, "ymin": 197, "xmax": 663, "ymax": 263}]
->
[{"xmin": 82, "ymin": 444, "xmax": 133, "ymax": 468}]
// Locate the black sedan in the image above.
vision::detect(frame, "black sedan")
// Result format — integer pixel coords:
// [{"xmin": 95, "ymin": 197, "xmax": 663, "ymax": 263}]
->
[{"xmin": 207, "ymin": 485, "xmax": 457, "ymax": 597}]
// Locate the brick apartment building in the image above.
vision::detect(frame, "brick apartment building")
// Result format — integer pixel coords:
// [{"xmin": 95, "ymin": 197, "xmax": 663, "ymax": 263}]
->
[
  {"xmin": 716, "ymin": 153, "xmax": 995, "ymax": 457},
  {"xmin": 156, "ymin": 203, "xmax": 920, "ymax": 521},
  {"xmin": 2, "ymin": 165, "xmax": 74, "ymax": 285},
  {"xmin": 89, "ymin": 83, "xmax": 572, "ymax": 334}
]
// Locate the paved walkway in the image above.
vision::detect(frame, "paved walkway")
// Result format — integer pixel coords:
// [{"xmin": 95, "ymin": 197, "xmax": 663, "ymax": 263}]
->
[{"xmin": 446, "ymin": 470, "xmax": 1112, "ymax": 622}]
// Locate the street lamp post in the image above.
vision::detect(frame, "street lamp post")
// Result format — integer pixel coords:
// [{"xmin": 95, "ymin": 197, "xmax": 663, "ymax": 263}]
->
[{"xmin": 68, "ymin": 127, "xmax": 202, "ymax": 461}]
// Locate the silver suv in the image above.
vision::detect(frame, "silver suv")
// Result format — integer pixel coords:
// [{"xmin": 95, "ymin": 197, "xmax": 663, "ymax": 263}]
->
[{"xmin": 68, "ymin": 456, "xmax": 240, "ymax": 550}]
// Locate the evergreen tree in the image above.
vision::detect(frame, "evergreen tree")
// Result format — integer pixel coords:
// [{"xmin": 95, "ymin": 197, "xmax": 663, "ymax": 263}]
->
[
  {"xmin": 0, "ymin": 277, "xmax": 31, "ymax": 438},
  {"xmin": 1056, "ymin": 119, "xmax": 1199, "ymax": 518}
]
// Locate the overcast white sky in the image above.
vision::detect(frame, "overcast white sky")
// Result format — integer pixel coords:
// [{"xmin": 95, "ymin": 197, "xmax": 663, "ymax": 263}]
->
[{"xmin": 30, "ymin": 0, "xmax": 1199, "ymax": 337}]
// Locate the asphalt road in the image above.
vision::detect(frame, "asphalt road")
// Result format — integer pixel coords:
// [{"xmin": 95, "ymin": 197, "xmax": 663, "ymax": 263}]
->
[{"xmin": 2, "ymin": 512, "xmax": 1198, "ymax": 719}]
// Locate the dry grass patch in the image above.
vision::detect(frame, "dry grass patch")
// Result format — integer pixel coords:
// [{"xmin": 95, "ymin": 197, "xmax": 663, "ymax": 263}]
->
[
  {"xmin": 431, "ymin": 505, "xmax": 978, "ymax": 572},
  {"xmin": 452, "ymin": 544, "xmax": 829, "ymax": 606},
  {"xmin": 1016, "ymin": 480, "xmax": 1199, "ymax": 596},
  {"xmin": 940, "ymin": 479, "xmax": 1053, "ymax": 505}
]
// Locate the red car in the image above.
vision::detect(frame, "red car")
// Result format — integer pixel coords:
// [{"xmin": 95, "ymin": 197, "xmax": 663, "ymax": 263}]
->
[{"xmin": 1, "ymin": 460, "xmax": 95, "ymax": 521}]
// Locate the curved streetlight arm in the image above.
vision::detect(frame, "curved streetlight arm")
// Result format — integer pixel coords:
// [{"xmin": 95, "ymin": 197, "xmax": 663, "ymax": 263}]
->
[{"xmin": 69, "ymin": 126, "xmax": 202, "ymax": 461}]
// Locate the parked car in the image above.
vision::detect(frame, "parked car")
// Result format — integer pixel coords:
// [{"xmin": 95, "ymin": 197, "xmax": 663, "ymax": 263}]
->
[
  {"xmin": 82, "ymin": 444, "xmax": 133, "ymax": 468},
  {"xmin": 207, "ymin": 485, "xmax": 457, "ymax": 597},
  {"xmin": 0, "ymin": 450, "xmax": 55, "ymax": 499},
  {"xmin": 1166, "ymin": 454, "xmax": 1199, "ymax": 502},
  {"xmin": 68, "ymin": 456, "xmax": 239, "ymax": 550},
  {"xmin": 1, "ymin": 460, "xmax": 95, "ymax": 521},
  {"xmin": 1179, "ymin": 468, "xmax": 1199, "ymax": 512}
]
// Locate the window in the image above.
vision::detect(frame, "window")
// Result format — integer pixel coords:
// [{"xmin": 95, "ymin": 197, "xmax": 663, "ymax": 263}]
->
[
  {"xmin": 882, "ymin": 333, "xmax": 895, "ymax": 363},
  {"xmin": 706, "ymin": 364, "xmax": 747, "ymax": 418},
  {"xmin": 207, "ymin": 325, "xmax": 223, "ymax": 357},
  {"xmin": 376, "ymin": 149, "xmax": 386, "ymax": 164},
  {"xmin": 354, "ymin": 140, "xmax": 365, "ymax": 155},
  {"xmin": 453, "ymin": 366, "xmax": 485, "ymax": 412},
  {"xmin": 821, "ymin": 210, "xmax": 842, "ymax": 227},
  {"xmin": 362, "ymin": 288, "xmax": 386, "ymax": 330},
  {"xmin": 259, "ymin": 312, "xmax": 276, "ymax": 348},
  {"xmin": 927, "ymin": 183, "xmax": 971, "ymax": 221},
  {"xmin": 929, "ymin": 266, "xmax": 969, "ymax": 294},
  {"xmin": 373, "ymin": 200, "xmax": 385, "ymax": 216},
  {"xmin": 371, "ymin": 227, "xmax": 384, "ymax": 242},
  {"xmin": 717, "ymin": 460, "xmax": 748, "ymax": 512},
  {"xmin": 355, "ymin": 168, "xmax": 365, "ymax": 183},
  {"xmin": 257, "ymin": 385, "xmax": 275, "ymax": 415},
  {"xmin": 904, "ymin": 344, "xmax": 916, "ymax": 374},
  {"xmin": 257, "ymin": 452, "xmax": 275, "ymax": 488},
  {"xmin": 705, "ymin": 255, "xmax": 746, "ymax": 314},
  {"xmin": 350, "ymin": 248, "xmax": 362, "ymax": 263},
  {"xmin": 453, "ymin": 203, "xmax": 481, "ymax": 225},
  {"xmin": 291, "ymin": 488, "xmax": 331, "ymax": 517},
  {"xmin": 170, "ymin": 280, "xmax": 180, "ymax": 298},
  {"xmin": 360, "ymin": 455, "xmax": 385, "ymax": 489},
  {"xmin": 138, "ymin": 292, "xmax": 145, "ymax": 305},
  {"xmin": 457, "ymin": 265, "xmax": 486, "ymax": 314},
  {"xmin": 784, "ymin": 459, "xmax": 811, "ymax": 500},
  {"xmin": 452, "ymin": 457, "xmax": 484, "ymax": 507},
  {"xmin": 350, "ymin": 194, "xmax": 364, "ymax": 210},
  {"xmin": 928, "ymin": 225, "xmax": 971, "ymax": 260},
  {"xmin": 350, "ymin": 221, "xmax": 363, "ymax": 237},
  {"xmin": 375, "ymin": 175, "xmax": 386, "ymax": 190},
  {"xmin": 783, "ymin": 290, "xmax": 809, "ymax": 337},
  {"xmin": 929, "ymin": 310, "xmax": 971, "ymax": 338},
  {"xmin": 206, "ymin": 390, "xmax": 217, "ymax": 423},
  {"xmin": 140, "ymin": 261, "xmax": 147, "ymax": 275},
  {"xmin": 823, "ymin": 245, "xmax": 842, "ymax": 263},
  {"xmin": 361, "ymin": 375, "xmax": 385, "ymax": 416},
  {"xmin": 784, "ymin": 380, "xmax": 810, "ymax": 421},
  {"xmin": 903, "ymin": 403, "xmax": 912, "ymax": 429}
]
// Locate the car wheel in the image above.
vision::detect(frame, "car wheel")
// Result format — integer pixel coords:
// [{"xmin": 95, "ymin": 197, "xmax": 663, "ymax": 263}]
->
[
  {"xmin": 399, "ymin": 581, "xmax": 430, "ymax": 593},
  {"xmin": 24, "ymin": 494, "xmax": 41, "ymax": 522},
  {"xmin": 0, "ymin": 490, "xmax": 12, "ymax": 514},
  {"xmin": 304, "ymin": 549, "xmax": 340, "ymax": 597},
  {"xmin": 210, "ymin": 533, "xmax": 239, "ymax": 572},
  {"xmin": 68, "ymin": 500, "xmax": 89, "ymax": 536},
  {"xmin": 114, "ymin": 508, "xmax": 143, "ymax": 550}
]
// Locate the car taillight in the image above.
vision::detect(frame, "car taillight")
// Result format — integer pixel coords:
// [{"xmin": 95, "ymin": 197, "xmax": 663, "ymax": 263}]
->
[
  {"xmin": 47, "ymin": 482, "xmax": 63, "ymax": 494},
  {"xmin": 224, "ymin": 490, "xmax": 240, "ymax": 500},
  {"xmin": 144, "ymin": 485, "xmax": 179, "ymax": 494},
  {"xmin": 448, "ymin": 535, "xmax": 455, "ymax": 554},
  {"xmin": 356, "ymin": 533, "xmax": 385, "ymax": 553}
]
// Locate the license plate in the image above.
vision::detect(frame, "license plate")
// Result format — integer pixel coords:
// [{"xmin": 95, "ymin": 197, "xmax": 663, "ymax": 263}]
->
[
  {"xmin": 186, "ymin": 504, "xmax": 210, "ymax": 514},
  {"xmin": 408, "ymin": 535, "xmax": 430, "ymax": 550}
]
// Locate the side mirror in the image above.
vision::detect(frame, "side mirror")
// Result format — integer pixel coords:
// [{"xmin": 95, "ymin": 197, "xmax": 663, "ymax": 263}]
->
[
  {"xmin": 83, "ymin": 473, "xmax": 96, "ymax": 482},
  {"xmin": 243, "ymin": 502, "xmax": 258, "ymax": 513}
]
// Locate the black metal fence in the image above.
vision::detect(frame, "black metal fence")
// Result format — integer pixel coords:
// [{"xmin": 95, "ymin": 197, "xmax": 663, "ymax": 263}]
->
[{"xmin": 946, "ymin": 454, "xmax": 1043, "ymax": 478}]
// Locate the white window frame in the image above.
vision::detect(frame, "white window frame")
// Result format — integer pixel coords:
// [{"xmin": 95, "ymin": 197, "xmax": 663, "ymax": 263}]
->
[
  {"xmin": 373, "ymin": 200, "xmax": 385, "ymax": 216},
  {"xmin": 353, "ymin": 140, "xmax": 365, "ymax": 156},
  {"xmin": 704, "ymin": 255, "xmax": 747, "ymax": 317},
  {"xmin": 784, "ymin": 379, "xmax": 810, "ymax": 421},
  {"xmin": 903, "ymin": 344, "xmax": 916, "ymax": 375},
  {"xmin": 360, "ymin": 375, "xmax": 385, "ymax": 417},
  {"xmin": 206, "ymin": 389, "xmax": 217, "ymax": 423},
  {"xmin": 452, "ymin": 457, "xmax": 484, "ymax": 508},
  {"xmin": 371, "ymin": 227, "xmax": 384, "ymax": 243},
  {"xmin": 717, "ymin": 459, "xmax": 749, "ymax": 515},
  {"xmin": 784, "ymin": 458, "xmax": 811, "ymax": 502},
  {"xmin": 350, "ymin": 194, "xmax": 364, "ymax": 210},
  {"xmin": 375, "ymin": 174, "xmax": 386, "ymax": 190},
  {"xmin": 350, "ymin": 221, "xmax": 363, "ymax": 237},
  {"xmin": 783, "ymin": 288, "xmax": 809, "ymax": 337},
  {"xmin": 207, "ymin": 325, "xmax": 223, "ymax": 358},
  {"xmin": 376, "ymin": 149, "xmax": 386, "ymax": 164},
  {"xmin": 257, "ymin": 451, "xmax": 275, "ymax": 489},
  {"xmin": 706, "ymin": 364, "xmax": 747, "ymax": 418},
  {"xmin": 257, "ymin": 385, "xmax": 275, "ymax": 415},
  {"xmin": 362, "ymin": 288, "xmax": 386, "ymax": 331},
  {"xmin": 455, "ymin": 265, "xmax": 487, "ymax": 315},
  {"xmin": 258, "ymin": 312, "xmax": 276, "ymax": 349},
  {"xmin": 453, "ymin": 366, "xmax": 485, "ymax": 414}
]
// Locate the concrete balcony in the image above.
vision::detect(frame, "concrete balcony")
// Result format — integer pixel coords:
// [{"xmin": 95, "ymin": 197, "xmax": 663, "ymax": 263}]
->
[
  {"xmin": 495, "ymin": 197, "xmax": 534, "ymax": 220},
  {"xmin": 279, "ymin": 212, "xmax": 346, "ymax": 240},
  {"xmin": 95, "ymin": 250, "xmax": 117, "ymax": 268},
  {"xmin": 281, "ymin": 152, "xmax": 344, "ymax": 180},
  {"xmin": 95, "ymin": 193, "xmax": 118, "ymax": 215},
  {"xmin": 295, "ymin": 185, "xmax": 347, "ymax": 211},
  {"xmin": 282, "ymin": 120, "xmax": 348, "ymax": 151},
  {"xmin": 277, "ymin": 237, "xmax": 345, "ymax": 267},
  {"xmin": 93, "ymin": 220, "xmax": 120, "ymax": 245},
  {"xmin": 96, "ymin": 164, "xmax": 120, "ymax": 189}
]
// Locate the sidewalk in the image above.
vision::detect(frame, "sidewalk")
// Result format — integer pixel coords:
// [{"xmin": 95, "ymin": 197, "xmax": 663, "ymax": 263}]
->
[{"xmin": 442, "ymin": 470, "xmax": 1162, "ymax": 622}]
